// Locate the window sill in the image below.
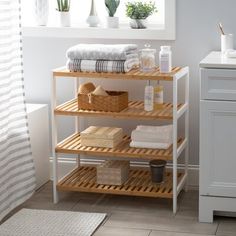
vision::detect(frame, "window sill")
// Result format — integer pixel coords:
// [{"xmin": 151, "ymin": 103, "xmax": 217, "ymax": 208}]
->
[{"xmin": 22, "ymin": 25, "xmax": 175, "ymax": 40}]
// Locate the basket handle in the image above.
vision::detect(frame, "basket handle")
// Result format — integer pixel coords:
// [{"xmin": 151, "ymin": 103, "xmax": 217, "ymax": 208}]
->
[{"xmin": 88, "ymin": 93, "xmax": 93, "ymax": 104}]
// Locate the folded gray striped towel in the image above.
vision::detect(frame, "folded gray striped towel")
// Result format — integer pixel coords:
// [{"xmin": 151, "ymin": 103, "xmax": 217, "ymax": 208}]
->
[
  {"xmin": 67, "ymin": 58, "xmax": 139, "ymax": 73},
  {"xmin": 66, "ymin": 44, "xmax": 138, "ymax": 61}
]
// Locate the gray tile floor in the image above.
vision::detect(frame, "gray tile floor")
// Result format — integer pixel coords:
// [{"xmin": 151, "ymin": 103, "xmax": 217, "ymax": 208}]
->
[{"xmin": 2, "ymin": 182, "xmax": 236, "ymax": 236}]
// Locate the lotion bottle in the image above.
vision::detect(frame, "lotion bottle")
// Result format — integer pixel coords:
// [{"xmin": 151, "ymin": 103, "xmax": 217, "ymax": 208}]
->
[
  {"xmin": 144, "ymin": 80, "xmax": 154, "ymax": 111},
  {"xmin": 154, "ymin": 81, "xmax": 164, "ymax": 109},
  {"xmin": 159, "ymin": 46, "xmax": 172, "ymax": 73}
]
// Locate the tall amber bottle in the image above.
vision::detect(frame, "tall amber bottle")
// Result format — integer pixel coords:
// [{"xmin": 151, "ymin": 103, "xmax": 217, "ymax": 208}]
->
[{"xmin": 154, "ymin": 81, "xmax": 164, "ymax": 110}]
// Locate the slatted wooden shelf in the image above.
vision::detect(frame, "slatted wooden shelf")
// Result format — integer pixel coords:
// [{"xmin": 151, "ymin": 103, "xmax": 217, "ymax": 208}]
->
[
  {"xmin": 56, "ymin": 133, "xmax": 184, "ymax": 161},
  {"xmin": 55, "ymin": 99, "xmax": 183, "ymax": 120},
  {"xmin": 53, "ymin": 67, "xmax": 182, "ymax": 81},
  {"xmin": 57, "ymin": 166, "xmax": 184, "ymax": 198}
]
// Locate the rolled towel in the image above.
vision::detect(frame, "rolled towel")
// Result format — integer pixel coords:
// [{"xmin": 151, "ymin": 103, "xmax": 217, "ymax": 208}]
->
[
  {"xmin": 130, "ymin": 141, "xmax": 171, "ymax": 150},
  {"xmin": 67, "ymin": 57, "xmax": 139, "ymax": 73},
  {"xmin": 66, "ymin": 44, "xmax": 138, "ymax": 61},
  {"xmin": 92, "ymin": 86, "xmax": 108, "ymax": 96},
  {"xmin": 131, "ymin": 130, "xmax": 172, "ymax": 144}
]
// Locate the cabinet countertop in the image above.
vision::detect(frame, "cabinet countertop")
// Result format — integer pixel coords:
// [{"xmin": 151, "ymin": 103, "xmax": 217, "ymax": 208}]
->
[{"xmin": 200, "ymin": 51, "xmax": 236, "ymax": 69}]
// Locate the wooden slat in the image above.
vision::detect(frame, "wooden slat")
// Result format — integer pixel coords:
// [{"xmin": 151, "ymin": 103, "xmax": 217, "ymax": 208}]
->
[
  {"xmin": 53, "ymin": 67, "xmax": 182, "ymax": 81},
  {"xmin": 57, "ymin": 166, "xmax": 184, "ymax": 199},
  {"xmin": 55, "ymin": 133, "xmax": 184, "ymax": 161},
  {"xmin": 55, "ymin": 99, "xmax": 183, "ymax": 120}
]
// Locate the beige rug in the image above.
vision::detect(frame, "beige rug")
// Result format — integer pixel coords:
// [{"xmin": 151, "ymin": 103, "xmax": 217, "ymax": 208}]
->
[{"xmin": 0, "ymin": 209, "xmax": 106, "ymax": 236}]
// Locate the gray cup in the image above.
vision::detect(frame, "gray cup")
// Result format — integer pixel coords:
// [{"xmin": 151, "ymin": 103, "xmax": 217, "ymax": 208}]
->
[{"xmin": 150, "ymin": 160, "xmax": 167, "ymax": 183}]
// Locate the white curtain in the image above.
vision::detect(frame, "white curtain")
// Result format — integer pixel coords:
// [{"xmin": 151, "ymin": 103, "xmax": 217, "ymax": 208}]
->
[{"xmin": 0, "ymin": 0, "xmax": 36, "ymax": 220}]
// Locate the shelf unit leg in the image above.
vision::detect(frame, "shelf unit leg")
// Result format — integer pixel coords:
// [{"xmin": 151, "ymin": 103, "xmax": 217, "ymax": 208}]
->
[
  {"xmin": 53, "ymin": 153, "xmax": 59, "ymax": 204},
  {"xmin": 184, "ymin": 70, "xmax": 190, "ymax": 192},
  {"xmin": 51, "ymin": 74, "xmax": 59, "ymax": 204},
  {"xmin": 173, "ymin": 76, "xmax": 178, "ymax": 214},
  {"xmin": 75, "ymin": 77, "xmax": 80, "ymax": 168}
]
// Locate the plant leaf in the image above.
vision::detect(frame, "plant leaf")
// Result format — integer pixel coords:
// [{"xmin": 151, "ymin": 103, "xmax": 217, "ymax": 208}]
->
[{"xmin": 105, "ymin": 0, "xmax": 120, "ymax": 17}]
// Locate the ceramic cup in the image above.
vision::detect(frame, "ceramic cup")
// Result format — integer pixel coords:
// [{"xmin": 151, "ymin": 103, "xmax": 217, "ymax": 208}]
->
[{"xmin": 221, "ymin": 34, "xmax": 234, "ymax": 53}]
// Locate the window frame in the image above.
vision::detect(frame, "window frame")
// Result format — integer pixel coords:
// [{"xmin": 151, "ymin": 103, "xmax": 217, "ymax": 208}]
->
[{"xmin": 22, "ymin": 0, "xmax": 176, "ymax": 40}]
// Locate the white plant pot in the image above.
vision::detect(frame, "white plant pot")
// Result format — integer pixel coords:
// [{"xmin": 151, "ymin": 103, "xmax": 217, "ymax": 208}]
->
[
  {"xmin": 130, "ymin": 18, "xmax": 148, "ymax": 29},
  {"xmin": 105, "ymin": 17, "xmax": 119, "ymax": 28},
  {"xmin": 34, "ymin": 0, "xmax": 49, "ymax": 26},
  {"xmin": 59, "ymin": 12, "xmax": 71, "ymax": 27}
]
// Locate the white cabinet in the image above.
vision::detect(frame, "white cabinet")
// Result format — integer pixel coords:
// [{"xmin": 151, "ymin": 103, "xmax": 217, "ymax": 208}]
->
[
  {"xmin": 27, "ymin": 104, "xmax": 50, "ymax": 189},
  {"xmin": 199, "ymin": 52, "xmax": 236, "ymax": 223},
  {"xmin": 200, "ymin": 100, "xmax": 236, "ymax": 197}
]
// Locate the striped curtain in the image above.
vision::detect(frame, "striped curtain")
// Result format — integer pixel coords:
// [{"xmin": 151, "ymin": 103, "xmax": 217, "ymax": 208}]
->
[{"xmin": 0, "ymin": 0, "xmax": 36, "ymax": 220}]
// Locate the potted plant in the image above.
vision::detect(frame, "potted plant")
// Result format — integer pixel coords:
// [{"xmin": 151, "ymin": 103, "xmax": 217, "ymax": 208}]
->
[
  {"xmin": 56, "ymin": 0, "xmax": 71, "ymax": 27},
  {"xmin": 105, "ymin": 0, "xmax": 120, "ymax": 28},
  {"xmin": 125, "ymin": 1, "xmax": 157, "ymax": 29}
]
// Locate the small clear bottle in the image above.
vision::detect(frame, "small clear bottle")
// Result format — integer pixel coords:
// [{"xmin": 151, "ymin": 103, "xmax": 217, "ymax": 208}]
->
[
  {"xmin": 159, "ymin": 46, "xmax": 172, "ymax": 73},
  {"xmin": 144, "ymin": 80, "xmax": 154, "ymax": 111},
  {"xmin": 154, "ymin": 81, "xmax": 164, "ymax": 110}
]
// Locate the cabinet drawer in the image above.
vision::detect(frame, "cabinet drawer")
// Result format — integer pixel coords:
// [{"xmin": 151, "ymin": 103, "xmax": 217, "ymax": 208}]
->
[{"xmin": 201, "ymin": 68, "xmax": 236, "ymax": 101}]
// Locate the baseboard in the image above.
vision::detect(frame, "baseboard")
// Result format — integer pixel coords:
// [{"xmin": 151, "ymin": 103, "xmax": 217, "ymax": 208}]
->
[{"xmin": 50, "ymin": 157, "xmax": 199, "ymax": 188}]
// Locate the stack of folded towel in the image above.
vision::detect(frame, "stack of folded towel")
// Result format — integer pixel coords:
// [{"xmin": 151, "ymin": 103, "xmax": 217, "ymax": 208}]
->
[
  {"xmin": 130, "ymin": 125, "xmax": 173, "ymax": 149},
  {"xmin": 66, "ymin": 44, "xmax": 139, "ymax": 73}
]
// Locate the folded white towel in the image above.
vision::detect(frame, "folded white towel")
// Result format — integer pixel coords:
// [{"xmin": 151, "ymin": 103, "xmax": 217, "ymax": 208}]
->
[
  {"xmin": 67, "ymin": 57, "xmax": 139, "ymax": 73},
  {"xmin": 66, "ymin": 44, "xmax": 138, "ymax": 61},
  {"xmin": 136, "ymin": 125, "xmax": 173, "ymax": 134},
  {"xmin": 130, "ymin": 141, "xmax": 171, "ymax": 150},
  {"xmin": 131, "ymin": 130, "xmax": 172, "ymax": 143},
  {"xmin": 132, "ymin": 125, "xmax": 173, "ymax": 143}
]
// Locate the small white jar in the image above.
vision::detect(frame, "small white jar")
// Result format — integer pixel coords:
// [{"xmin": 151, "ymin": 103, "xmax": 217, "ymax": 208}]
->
[{"xmin": 159, "ymin": 46, "xmax": 172, "ymax": 73}]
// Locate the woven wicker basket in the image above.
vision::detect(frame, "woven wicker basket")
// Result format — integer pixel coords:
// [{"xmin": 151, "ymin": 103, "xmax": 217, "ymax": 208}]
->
[{"xmin": 78, "ymin": 91, "xmax": 128, "ymax": 112}]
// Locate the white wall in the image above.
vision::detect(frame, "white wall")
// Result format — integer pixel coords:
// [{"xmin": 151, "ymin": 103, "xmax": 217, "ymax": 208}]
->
[{"xmin": 22, "ymin": 0, "xmax": 236, "ymax": 165}]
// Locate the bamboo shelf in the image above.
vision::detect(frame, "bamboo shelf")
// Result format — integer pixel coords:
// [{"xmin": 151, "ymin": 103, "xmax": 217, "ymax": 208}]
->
[
  {"xmin": 55, "ymin": 99, "xmax": 184, "ymax": 120},
  {"xmin": 56, "ymin": 133, "xmax": 184, "ymax": 161},
  {"xmin": 53, "ymin": 67, "xmax": 182, "ymax": 81},
  {"xmin": 57, "ymin": 166, "xmax": 184, "ymax": 199},
  {"xmin": 52, "ymin": 66, "xmax": 189, "ymax": 214}
]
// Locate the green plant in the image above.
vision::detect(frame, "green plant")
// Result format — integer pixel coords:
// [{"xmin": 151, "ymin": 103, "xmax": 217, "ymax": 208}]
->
[
  {"xmin": 56, "ymin": 0, "xmax": 70, "ymax": 12},
  {"xmin": 105, "ymin": 0, "xmax": 120, "ymax": 17},
  {"xmin": 125, "ymin": 1, "xmax": 157, "ymax": 19}
]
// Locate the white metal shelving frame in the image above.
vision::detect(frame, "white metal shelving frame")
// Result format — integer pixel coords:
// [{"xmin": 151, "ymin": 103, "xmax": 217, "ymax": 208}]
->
[{"xmin": 51, "ymin": 66, "xmax": 189, "ymax": 214}]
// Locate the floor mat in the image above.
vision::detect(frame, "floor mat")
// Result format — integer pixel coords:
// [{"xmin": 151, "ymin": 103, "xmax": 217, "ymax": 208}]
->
[{"xmin": 0, "ymin": 208, "xmax": 106, "ymax": 236}]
